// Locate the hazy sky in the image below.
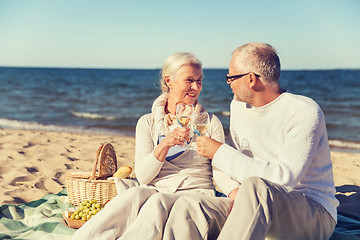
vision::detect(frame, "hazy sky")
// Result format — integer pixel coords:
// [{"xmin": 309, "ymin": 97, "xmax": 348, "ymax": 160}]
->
[{"xmin": 1, "ymin": 0, "xmax": 359, "ymax": 70}]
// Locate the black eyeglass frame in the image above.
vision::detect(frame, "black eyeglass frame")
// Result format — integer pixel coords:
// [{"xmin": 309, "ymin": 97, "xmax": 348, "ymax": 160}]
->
[{"xmin": 226, "ymin": 72, "xmax": 260, "ymax": 84}]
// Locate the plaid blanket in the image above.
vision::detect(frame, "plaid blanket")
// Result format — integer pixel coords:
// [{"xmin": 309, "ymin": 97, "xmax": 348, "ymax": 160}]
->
[
  {"xmin": 0, "ymin": 188, "xmax": 75, "ymax": 240},
  {"xmin": 1, "ymin": 188, "xmax": 360, "ymax": 239}
]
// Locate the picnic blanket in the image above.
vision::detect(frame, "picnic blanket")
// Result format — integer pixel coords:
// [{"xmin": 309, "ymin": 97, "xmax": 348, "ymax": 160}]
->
[
  {"xmin": 330, "ymin": 211, "xmax": 360, "ymax": 240},
  {"xmin": 0, "ymin": 188, "xmax": 75, "ymax": 240},
  {"xmin": 1, "ymin": 188, "xmax": 360, "ymax": 239}
]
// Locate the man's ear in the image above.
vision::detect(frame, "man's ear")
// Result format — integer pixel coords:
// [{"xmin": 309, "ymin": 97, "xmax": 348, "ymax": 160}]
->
[
  {"xmin": 249, "ymin": 73, "xmax": 265, "ymax": 92},
  {"xmin": 248, "ymin": 73, "xmax": 258, "ymax": 89}
]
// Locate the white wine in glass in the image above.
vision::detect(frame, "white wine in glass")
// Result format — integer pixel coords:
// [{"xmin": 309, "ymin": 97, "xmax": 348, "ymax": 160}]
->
[
  {"xmin": 176, "ymin": 104, "xmax": 194, "ymax": 147},
  {"xmin": 177, "ymin": 116, "xmax": 191, "ymax": 128},
  {"xmin": 192, "ymin": 113, "xmax": 209, "ymax": 136},
  {"xmin": 193, "ymin": 124, "xmax": 209, "ymax": 136},
  {"xmin": 176, "ymin": 104, "xmax": 194, "ymax": 128},
  {"xmin": 191, "ymin": 112, "xmax": 210, "ymax": 157}
]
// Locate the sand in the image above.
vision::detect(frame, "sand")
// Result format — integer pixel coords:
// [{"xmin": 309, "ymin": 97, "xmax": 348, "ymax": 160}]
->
[
  {"xmin": 1, "ymin": 128, "xmax": 359, "ymax": 217},
  {"xmin": 0, "ymin": 129, "xmax": 136, "ymax": 204}
]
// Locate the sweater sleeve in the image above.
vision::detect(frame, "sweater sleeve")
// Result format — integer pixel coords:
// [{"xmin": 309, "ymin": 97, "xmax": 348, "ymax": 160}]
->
[
  {"xmin": 134, "ymin": 114, "xmax": 164, "ymax": 185},
  {"xmin": 209, "ymin": 114, "xmax": 242, "ymax": 195},
  {"xmin": 212, "ymin": 105, "xmax": 327, "ymax": 188}
]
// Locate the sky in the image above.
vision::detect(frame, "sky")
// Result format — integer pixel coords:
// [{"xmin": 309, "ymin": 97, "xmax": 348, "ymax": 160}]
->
[{"xmin": 0, "ymin": 0, "xmax": 359, "ymax": 70}]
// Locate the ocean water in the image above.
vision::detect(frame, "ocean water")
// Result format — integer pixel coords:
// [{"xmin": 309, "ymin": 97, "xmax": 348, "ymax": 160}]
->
[{"xmin": 0, "ymin": 67, "xmax": 359, "ymax": 152}]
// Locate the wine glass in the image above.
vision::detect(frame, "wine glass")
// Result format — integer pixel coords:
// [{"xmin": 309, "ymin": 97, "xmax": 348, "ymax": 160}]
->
[
  {"xmin": 176, "ymin": 104, "xmax": 194, "ymax": 146},
  {"xmin": 176, "ymin": 104, "xmax": 194, "ymax": 128},
  {"xmin": 192, "ymin": 112, "xmax": 210, "ymax": 137},
  {"xmin": 191, "ymin": 112, "xmax": 210, "ymax": 157}
]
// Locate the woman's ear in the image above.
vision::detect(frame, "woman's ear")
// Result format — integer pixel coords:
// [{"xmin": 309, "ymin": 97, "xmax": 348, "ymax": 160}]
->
[{"xmin": 165, "ymin": 76, "xmax": 172, "ymax": 89}]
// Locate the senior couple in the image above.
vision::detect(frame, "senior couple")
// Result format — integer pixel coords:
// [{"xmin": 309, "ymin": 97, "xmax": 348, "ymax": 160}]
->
[{"xmin": 71, "ymin": 43, "xmax": 338, "ymax": 240}]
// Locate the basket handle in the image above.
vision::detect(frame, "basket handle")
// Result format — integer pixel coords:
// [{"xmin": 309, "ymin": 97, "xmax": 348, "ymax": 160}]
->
[{"xmin": 90, "ymin": 144, "xmax": 103, "ymax": 180}]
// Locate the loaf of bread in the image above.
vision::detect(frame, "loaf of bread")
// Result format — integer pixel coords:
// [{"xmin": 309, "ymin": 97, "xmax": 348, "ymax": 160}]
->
[{"xmin": 112, "ymin": 166, "xmax": 132, "ymax": 179}]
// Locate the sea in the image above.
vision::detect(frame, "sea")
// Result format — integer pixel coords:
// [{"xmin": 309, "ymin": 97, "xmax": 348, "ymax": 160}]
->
[{"xmin": 1, "ymin": 67, "xmax": 359, "ymax": 152}]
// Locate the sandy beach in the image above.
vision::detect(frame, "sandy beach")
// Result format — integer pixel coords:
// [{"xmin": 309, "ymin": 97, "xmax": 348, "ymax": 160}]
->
[{"xmin": 1, "ymin": 128, "xmax": 360, "ymax": 217}]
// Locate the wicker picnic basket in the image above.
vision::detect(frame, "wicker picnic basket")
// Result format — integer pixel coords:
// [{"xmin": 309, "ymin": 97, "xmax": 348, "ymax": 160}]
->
[{"xmin": 66, "ymin": 143, "xmax": 118, "ymax": 206}]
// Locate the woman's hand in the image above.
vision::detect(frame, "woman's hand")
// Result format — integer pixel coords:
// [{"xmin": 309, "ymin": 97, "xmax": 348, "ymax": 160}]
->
[
  {"xmin": 154, "ymin": 127, "xmax": 190, "ymax": 162},
  {"xmin": 163, "ymin": 127, "xmax": 191, "ymax": 147}
]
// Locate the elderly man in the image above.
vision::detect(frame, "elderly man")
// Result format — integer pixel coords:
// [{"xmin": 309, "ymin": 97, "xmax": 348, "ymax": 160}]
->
[{"xmin": 196, "ymin": 42, "xmax": 338, "ymax": 239}]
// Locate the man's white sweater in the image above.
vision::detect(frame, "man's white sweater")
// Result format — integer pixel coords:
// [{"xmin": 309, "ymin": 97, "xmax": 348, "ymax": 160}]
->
[{"xmin": 213, "ymin": 92, "xmax": 339, "ymax": 221}]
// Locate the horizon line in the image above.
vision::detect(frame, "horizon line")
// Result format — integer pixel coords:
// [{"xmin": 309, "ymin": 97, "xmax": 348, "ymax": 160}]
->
[{"xmin": 1, "ymin": 65, "xmax": 360, "ymax": 72}]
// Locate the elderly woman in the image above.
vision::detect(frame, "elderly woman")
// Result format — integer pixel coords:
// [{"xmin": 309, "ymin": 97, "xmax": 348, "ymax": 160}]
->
[{"xmin": 71, "ymin": 52, "xmax": 238, "ymax": 240}]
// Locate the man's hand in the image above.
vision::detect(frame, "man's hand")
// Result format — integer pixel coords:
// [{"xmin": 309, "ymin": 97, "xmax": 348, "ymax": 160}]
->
[{"xmin": 196, "ymin": 136, "xmax": 223, "ymax": 159}]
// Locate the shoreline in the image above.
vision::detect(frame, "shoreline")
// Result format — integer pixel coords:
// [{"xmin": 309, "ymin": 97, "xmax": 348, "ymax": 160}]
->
[
  {"xmin": 1, "ymin": 128, "xmax": 360, "ymax": 217},
  {"xmin": 2, "ymin": 125, "xmax": 359, "ymax": 153}
]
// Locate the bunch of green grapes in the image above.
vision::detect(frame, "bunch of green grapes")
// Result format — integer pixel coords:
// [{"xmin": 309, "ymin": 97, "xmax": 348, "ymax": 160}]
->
[{"xmin": 70, "ymin": 199, "xmax": 104, "ymax": 221}]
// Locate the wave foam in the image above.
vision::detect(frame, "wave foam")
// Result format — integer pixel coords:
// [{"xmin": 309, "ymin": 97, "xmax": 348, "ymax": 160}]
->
[
  {"xmin": 221, "ymin": 111, "xmax": 230, "ymax": 117},
  {"xmin": 0, "ymin": 118, "xmax": 85, "ymax": 133},
  {"xmin": 329, "ymin": 139, "xmax": 360, "ymax": 150},
  {"xmin": 0, "ymin": 118, "xmax": 134, "ymax": 136},
  {"xmin": 71, "ymin": 111, "xmax": 117, "ymax": 120}
]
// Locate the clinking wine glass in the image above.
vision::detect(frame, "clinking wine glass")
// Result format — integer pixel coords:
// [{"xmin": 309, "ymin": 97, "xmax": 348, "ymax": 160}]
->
[
  {"xmin": 191, "ymin": 112, "xmax": 210, "ymax": 157},
  {"xmin": 192, "ymin": 112, "xmax": 210, "ymax": 137},
  {"xmin": 176, "ymin": 104, "xmax": 194, "ymax": 146}
]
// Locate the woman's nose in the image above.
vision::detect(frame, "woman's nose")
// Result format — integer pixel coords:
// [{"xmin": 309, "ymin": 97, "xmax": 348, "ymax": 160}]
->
[{"xmin": 191, "ymin": 81, "xmax": 201, "ymax": 91}]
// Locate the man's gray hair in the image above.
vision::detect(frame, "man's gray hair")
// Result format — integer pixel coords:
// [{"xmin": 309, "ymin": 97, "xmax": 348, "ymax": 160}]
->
[{"xmin": 232, "ymin": 43, "xmax": 281, "ymax": 85}]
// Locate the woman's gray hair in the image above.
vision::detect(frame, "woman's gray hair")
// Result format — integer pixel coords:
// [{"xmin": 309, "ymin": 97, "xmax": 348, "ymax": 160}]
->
[
  {"xmin": 232, "ymin": 43, "xmax": 281, "ymax": 85},
  {"xmin": 160, "ymin": 52, "xmax": 202, "ymax": 93}
]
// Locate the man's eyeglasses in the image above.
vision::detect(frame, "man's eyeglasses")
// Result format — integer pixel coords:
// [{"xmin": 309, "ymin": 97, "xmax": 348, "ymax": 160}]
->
[{"xmin": 226, "ymin": 72, "xmax": 260, "ymax": 84}]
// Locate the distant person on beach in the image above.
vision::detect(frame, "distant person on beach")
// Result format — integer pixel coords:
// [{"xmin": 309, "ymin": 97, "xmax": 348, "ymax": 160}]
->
[
  {"xmin": 195, "ymin": 42, "xmax": 339, "ymax": 239},
  {"xmin": 71, "ymin": 52, "xmax": 238, "ymax": 240}
]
